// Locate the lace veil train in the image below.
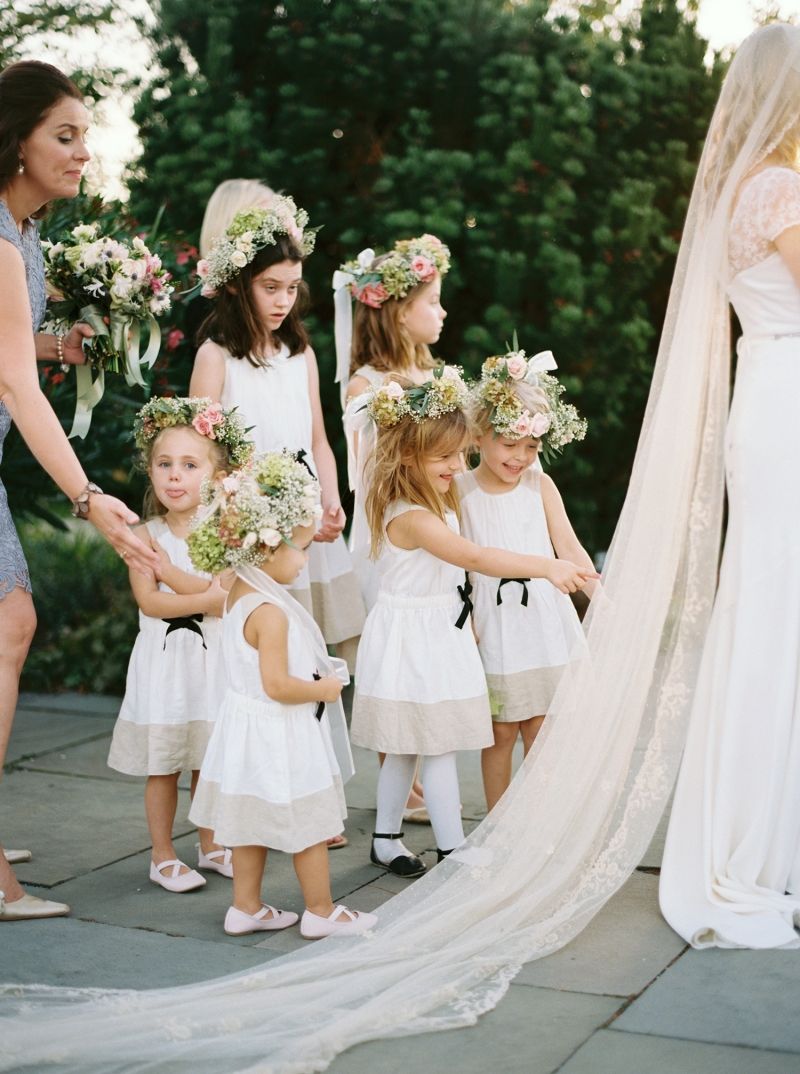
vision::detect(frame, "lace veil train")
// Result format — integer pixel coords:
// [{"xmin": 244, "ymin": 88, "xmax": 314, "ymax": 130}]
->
[{"xmin": 3, "ymin": 23, "xmax": 800, "ymax": 1074}]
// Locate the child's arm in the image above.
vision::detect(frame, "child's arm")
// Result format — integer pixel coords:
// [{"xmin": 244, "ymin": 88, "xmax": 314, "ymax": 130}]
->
[
  {"xmin": 540, "ymin": 475, "xmax": 600, "ymax": 597},
  {"xmin": 128, "ymin": 528, "xmax": 227, "ymax": 617},
  {"xmin": 388, "ymin": 510, "xmax": 598, "ymax": 594},
  {"xmin": 304, "ymin": 347, "xmax": 346, "ymax": 542},
  {"xmin": 149, "ymin": 541, "xmax": 210, "ymax": 596},
  {"xmin": 245, "ymin": 602, "xmax": 343, "ymax": 705},
  {"xmin": 188, "ymin": 339, "xmax": 226, "ymax": 402}
]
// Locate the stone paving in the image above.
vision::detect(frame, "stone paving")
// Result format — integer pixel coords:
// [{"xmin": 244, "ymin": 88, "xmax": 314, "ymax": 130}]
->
[{"xmin": 2, "ymin": 692, "xmax": 799, "ymax": 1073}]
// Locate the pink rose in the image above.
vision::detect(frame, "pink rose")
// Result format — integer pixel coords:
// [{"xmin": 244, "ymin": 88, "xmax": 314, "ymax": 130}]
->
[
  {"xmin": 530, "ymin": 412, "xmax": 551, "ymax": 438},
  {"xmin": 201, "ymin": 284, "xmax": 217, "ymax": 298},
  {"xmin": 505, "ymin": 354, "xmax": 527, "ymax": 380},
  {"xmin": 420, "ymin": 233, "xmax": 443, "ymax": 248},
  {"xmin": 192, "ymin": 414, "xmax": 214, "ymax": 437},
  {"xmin": 410, "ymin": 255, "xmax": 435, "ymax": 281},
  {"xmin": 356, "ymin": 282, "xmax": 389, "ymax": 308},
  {"xmin": 383, "ymin": 381, "xmax": 405, "ymax": 400},
  {"xmin": 196, "ymin": 259, "xmax": 210, "ymax": 279},
  {"xmin": 510, "ymin": 413, "xmax": 534, "ymax": 438},
  {"xmin": 204, "ymin": 403, "xmax": 225, "ymax": 426}
]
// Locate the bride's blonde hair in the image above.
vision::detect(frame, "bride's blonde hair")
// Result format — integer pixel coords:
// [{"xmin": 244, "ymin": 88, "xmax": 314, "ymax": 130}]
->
[{"xmin": 365, "ymin": 395, "xmax": 471, "ymax": 557}]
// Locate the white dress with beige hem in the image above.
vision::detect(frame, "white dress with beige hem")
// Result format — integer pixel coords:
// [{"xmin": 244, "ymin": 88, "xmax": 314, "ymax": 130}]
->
[
  {"xmin": 350, "ymin": 502, "xmax": 492, "ymax": 755},
  {"xmin": 107, "ymin": 517, "xmax": 223, "ymax": 776}
]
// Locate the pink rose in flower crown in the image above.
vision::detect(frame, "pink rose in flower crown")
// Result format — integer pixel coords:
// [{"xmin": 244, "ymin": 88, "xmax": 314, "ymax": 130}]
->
[
  {"xmin": 355, "ymin": 281, "xmax": 390, "ymax": 308},
  {"xmin": 192, "ymin": 413, "xmax": 215, "ymax": 437},
  {"xmin": 530, "ymin": 412, "xmax": 551, "ymax": 438},
  {"xmin": 510, "ymin": 412, "xmax": 535, "ymax": 438},
  {"xmin": 204, "ymin": 403, "xmax": 225, "ymax": 427},
  {"xmin": 410, "ymin": 255, "xmax": 436, "ymax": 281},
  {"xmin": 505, "ymin": 353, "xmax": 528, "ymax": 380},
  {"xmin": 196, "ymin": 259, "xmax": 210, "ymax": 279}
]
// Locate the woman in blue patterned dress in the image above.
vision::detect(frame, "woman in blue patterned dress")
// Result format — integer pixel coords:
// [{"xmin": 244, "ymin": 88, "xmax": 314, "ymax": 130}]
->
[{"xmin": 0, "ymin": 61, "xmax": 157, "ymax": 921}]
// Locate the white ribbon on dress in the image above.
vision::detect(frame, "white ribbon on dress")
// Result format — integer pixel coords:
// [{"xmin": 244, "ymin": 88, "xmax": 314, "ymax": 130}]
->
[
  {"xmin": 236, "ymin": 564, "xmax": 355, "ymax": 783},
  {"xmin": 332, "ymin": 248, "xmax": 375, "ymax": 410}
]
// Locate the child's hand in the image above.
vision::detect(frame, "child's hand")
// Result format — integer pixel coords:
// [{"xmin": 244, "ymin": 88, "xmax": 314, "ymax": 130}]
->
[
  {"xmin": 314, "ymin": 504, "xmax": 346, "ymax": 543},
  {"xmin": 204, "ymin": 576, "xmax": 228, "ymax": 617},
  {"xmin": 546, "ymin": 560, "xmax": 600, "ymax": 594},
  {"xmin": 314, "ymin": 674, "xmax": 344, "ymax": 703}
]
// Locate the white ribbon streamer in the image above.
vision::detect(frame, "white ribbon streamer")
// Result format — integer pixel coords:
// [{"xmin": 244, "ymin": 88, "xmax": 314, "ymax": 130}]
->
[{"xmin": 332, "ymin": 248, "xmax": 375, "ymax": 410}]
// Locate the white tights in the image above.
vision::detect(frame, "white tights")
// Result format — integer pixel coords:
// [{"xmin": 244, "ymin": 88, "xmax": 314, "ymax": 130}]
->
[{"xmin": 374, "ymin": 753, "xmax": 464, "ymax": 859}]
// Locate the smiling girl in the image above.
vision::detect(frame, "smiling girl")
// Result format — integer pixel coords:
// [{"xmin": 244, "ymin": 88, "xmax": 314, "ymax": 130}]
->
[
  {"xmin": 350, "ymin": 371, "xmax": 596, "ymax": 876},
  {"xmin": 458, "ymin": 348, "xmax": 594, "ymax": 810}
]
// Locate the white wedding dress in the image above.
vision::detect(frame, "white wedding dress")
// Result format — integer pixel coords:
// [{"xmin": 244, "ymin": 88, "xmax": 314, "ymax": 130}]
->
[{"xmin": 660, "ymin": 166, "xmax": 800, "ymax": 949}]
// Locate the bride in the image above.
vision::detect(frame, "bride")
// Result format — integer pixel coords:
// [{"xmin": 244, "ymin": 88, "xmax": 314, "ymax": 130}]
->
[
  {"xmin": 659, "ymin": 24, "xmax": 800, "ymax": 950},
  {"xmin": 1, "ymin": 22, "xmax": 799, "ymax": 1074}
]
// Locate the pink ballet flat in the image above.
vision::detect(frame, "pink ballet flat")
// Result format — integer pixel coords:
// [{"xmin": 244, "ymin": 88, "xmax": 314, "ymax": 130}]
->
[
  {"xmin": 0, "ymin": 890, "xmax": 70, "ymax": 921},
  {"xmin": 3, "ymin": 849, "xmax": 32, "ymax": 864},
  {"xmin": 300, "ymin": 905, "xmax": 377, "ymax": 940},
  {"xmin": 224, "ymin": 904, "xmax": 299, "ymax": 935},
  {"xmin": 149, "ymin": 859, "xmax": 206, "ymax": 893},
  {"xmin": 197, "ymin": 846, "xmax": 234, "ymax": 878}
]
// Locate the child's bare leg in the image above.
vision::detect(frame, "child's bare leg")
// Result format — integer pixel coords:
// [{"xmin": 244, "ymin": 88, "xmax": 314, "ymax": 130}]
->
[
  {"xmin": 189, "ymin": 769, "xmax": 224, "ymax": 856},
  {"xmin": 231, "ymin": 846, "xmax": 268, "ymax": 914},
  {"xmin": 294, "ymin": 842, "xmax": 334, "ymax": 917},
  {"xmin": 481, "ymin": 721, "xmax": 521, "ymax": 812},
  {"xmin": 520, "ymin": 715, "xmax": 545, "ymax": 756},
  {"xmin": 145, "ymin": 773, "xmax": 191, "ymax": 872}
]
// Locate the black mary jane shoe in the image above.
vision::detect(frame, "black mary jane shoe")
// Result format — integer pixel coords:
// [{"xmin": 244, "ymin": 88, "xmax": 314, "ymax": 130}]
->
[{"xmin": 370, "ymin": 831, "xmax": 427, "ymax": 878}]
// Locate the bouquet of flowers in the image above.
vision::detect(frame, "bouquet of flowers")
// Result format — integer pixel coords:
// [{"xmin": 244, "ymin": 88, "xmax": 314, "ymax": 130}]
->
[{"xmin": 43, "ymin": 223, "xmax": 174, "ymax": 437}]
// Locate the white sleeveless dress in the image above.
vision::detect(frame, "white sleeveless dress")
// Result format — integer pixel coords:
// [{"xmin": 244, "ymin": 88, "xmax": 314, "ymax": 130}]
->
[
  {"xmin": 660, "ymin": 167, "xmax": 800, "ymax": 948},
  {"xmin": 219, "ymin": 344, "xmax": 366, "ymax": 645},
  {"xmin": 343, "ymin": 363, "xmax": 385, "ymax": 610},
  {"xmin": 350, "ymin": 502, "xmax": 492, "ymax": 755},
  {"xmin": 457, "ymin": 469, "xmax": 585, "ymax": 721},
  {"xmin": 107, "ymin": 518, "xmax": 223, "ymax": 776},
  {"xmin": 189, "ymin": 592, "xmax": 346, "ymax": 852}
]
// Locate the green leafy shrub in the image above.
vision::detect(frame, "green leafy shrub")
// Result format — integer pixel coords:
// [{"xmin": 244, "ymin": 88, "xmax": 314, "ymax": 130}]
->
[{"xmin": 19, "ymin": 524, "xmax": 138, "ymax": 695}]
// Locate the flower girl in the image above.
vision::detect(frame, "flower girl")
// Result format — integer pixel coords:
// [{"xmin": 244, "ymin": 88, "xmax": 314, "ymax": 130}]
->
[
  {"xmin": 189, "ymin": 198, "xmax": 365, "ymax": 674},
  {"xmin": 189, "ymin": 451, "xmax": 376, "ymax": 939},
  {"xmin": 107, "ymin": 397, "xmax": 253, "ymax": 892},
  {"xmin": 458, "ymin": 346, "xmax": 595, "ymax": 809},
  {"xmin": 350, "ymin": 370, "xmax": 597, "ymax": 876}
]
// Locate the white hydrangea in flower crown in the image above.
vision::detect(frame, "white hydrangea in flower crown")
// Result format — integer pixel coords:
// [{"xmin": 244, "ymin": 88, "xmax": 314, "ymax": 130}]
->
[
  {"xmin": 476, "ymin": 339, "xmax": 587, "ymax": 456},
  {"xmin": 196, "ymin": 196, "xmax": 316, "ymax": 297},
  {"xmin": 367, "ymin": 365, "xmax": 469, "ymax": 428},
  {"xmin": 187, "ymin": 450, "xmax": 323, "ymax": 574}
]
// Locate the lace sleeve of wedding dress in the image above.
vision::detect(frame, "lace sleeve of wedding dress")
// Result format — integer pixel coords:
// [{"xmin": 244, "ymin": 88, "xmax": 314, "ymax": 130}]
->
[
  {"xmin": 3, "ymin": 23, "xmax": 800, "ymax": 1074},
  {"xmin": 730, "ymin": 166, "xmax": 800, "ymax": 275}
]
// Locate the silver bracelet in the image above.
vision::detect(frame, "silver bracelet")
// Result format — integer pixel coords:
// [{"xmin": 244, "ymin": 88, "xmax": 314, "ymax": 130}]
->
[{"xmin": 55, "ymin": 333, "xmax": 69, "ymax": 373}]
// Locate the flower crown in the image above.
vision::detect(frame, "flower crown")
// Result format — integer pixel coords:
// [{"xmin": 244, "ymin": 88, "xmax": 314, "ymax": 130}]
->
[
  {"xmin": 187, "ymin": 451, "xmax": 323, "ymax": 574},
  {"xmin": 197, "ymin": 196, "xmax": 316, "ymax": 297},
  {"xmin": 367, "ymin": 365, "xmax": 469, "ymax": 428},
  {"xmin": 475, "ymin": 344, "xmax": 587, "ymax": 455},
  {"xmin": 134, "ymin": 396, "xmax": 254, "ymax": 469},
  {"xmin": 341, "ymin": 234, "xmax": 450, "ymax": 308}
]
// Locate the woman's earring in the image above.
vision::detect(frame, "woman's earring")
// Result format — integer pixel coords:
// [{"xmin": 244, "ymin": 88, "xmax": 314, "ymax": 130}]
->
[{"xmin": 17, "ymin": 159, "xmax": 24, "ymax": 174}]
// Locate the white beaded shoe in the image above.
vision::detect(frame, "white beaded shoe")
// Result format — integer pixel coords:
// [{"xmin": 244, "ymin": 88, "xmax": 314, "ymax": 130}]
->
[
  {"xmin": 300, "ymin": 905, "xmax": 377, "ymax": 940},
  {"xmin": 224, "ymin": 904, "xmax": 299, "ymax": 935},
  {"xmin": 149, "ymin": 859, "xmax": 206, "ymax": 893},
  {"xmin": 0, "ymin": 890, "xmax": 70, "ymax": 921}
]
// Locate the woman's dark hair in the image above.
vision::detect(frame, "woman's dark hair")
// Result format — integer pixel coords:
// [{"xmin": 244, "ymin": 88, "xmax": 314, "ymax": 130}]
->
[
  {"xmin": 196, "ymin": 235, "xmax": 310, "ymax": 364},
  {"xmin": 0, "ymin": 61, "xmax": 83, "ymax": 199}
]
